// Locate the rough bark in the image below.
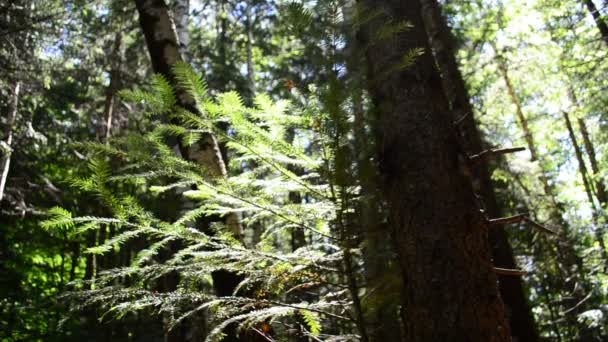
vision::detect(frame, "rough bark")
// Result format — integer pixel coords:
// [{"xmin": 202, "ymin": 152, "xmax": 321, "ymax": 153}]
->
[
  {"xmin": 582, "ymin": 0, "xmax": 608, "ymax": 46},
  {"xmin": 359, "ymin": 1, "xmax": 510, "ymax": 341},
  {"xmin": 0, "ymin": 82, "xmax": 20, "ymax": 203},
  {"xmin": 419, "ymin": 1, "xmax": 539, "ymax": 341}
]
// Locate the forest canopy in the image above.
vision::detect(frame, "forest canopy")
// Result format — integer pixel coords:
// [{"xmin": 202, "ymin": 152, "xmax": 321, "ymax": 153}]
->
[{"xmin": 1, "ymin": 0, "xmax": 608, "ymax": 341}]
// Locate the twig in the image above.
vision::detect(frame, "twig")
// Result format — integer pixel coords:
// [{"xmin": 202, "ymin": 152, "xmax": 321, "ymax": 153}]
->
[
  {"xmin": 487, "ymin": 213, "xmax": 527, "ymax": 225},
  {"xmin": 453, "ymin": 111, "xmax": 471, "ymax": 126},
  {"xmin": 493, "ymin": 267, "xmax": 527, "ymax": 276},
  {"xmin": 469, "ymin": 147, "xmax": 526, "ymax": 164},
  {"xmin": 251, "ymin": 327, "xmax": 276, "ymax": 342},
  {"xmin": 487, "ymin": 213, "xmax": 557, "ymax": 235},
  {"xmin": 562, "ymin": 291, "xmax": 592, "ymax": 315}
]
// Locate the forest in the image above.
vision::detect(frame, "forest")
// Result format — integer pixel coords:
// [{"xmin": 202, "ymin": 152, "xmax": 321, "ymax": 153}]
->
[{"xmin": 1, "ymin": 0, "xmax": 608, "ymax": 341}]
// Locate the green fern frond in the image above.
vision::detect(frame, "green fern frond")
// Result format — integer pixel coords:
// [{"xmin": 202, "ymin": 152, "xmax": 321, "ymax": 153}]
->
[
  {"xmin": 172, "ymin": 61, "xmax": 209, "ymax": 107},
  {"xmin": 41, "ymin": 207, "xmax": 74, "ymax": 230},
  {"xmin": 300, "ymin": 309, "xmax": 322, "ymax": 337}
]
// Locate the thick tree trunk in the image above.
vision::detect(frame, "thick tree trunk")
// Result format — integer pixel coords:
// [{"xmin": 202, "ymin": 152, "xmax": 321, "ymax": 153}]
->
[
  {"xmin": 418, "ymin": 1, "xmax": 539, "ymax": 341},
  {"xmin": 582, "ymin": 0, "xmax": 608, "ymax": 46},
  {"xmin": 359, "ymin": 1, "xmax": 510, "ymax": 341},
  {"xmin": 0, "ymin": 82, "xmax": 20, "ymax": 203}
]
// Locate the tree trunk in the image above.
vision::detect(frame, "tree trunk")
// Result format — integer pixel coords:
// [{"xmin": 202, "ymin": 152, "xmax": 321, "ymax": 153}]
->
[
  {"xmin": 217, "ymin": 0, "xmax": 229, "ymax": 92},
  {"xmin": 134, "ymin": 0, "xmax": 242, "ymax": 236},
  {"xmin": 493, "ymin": 48, "xmax": 566, "ymax": 222},
  {"xmin": 134, "ymin": 1, "xmax": 243, "ymax": 340},
  {"xmin": 359, "ymin": 1, "xmax": 510, "ymax": 340},
  {"xmin": 286, "ymin": 128, "xmax": 306, "ymax": 251},
  {"xmin": 0, "ymin": 82, "xmax": 20, "ymax": 203},
  {"xmin": 419, "ymin": 1, "xmax": 539, "ymax": 340},
  {"xmin": 582, "ymin": 0, "xmax": 608, "ymax": 46},
  {"xmin": 578, "ymin": 116, "xmax": 608, "ymax": 205},
  {"xmin": 172, "ymin": 0, "xmax": 190, "ymax": 62},
  {"xmin": 493, "ymin": 47, "xmax": 588, "ymax": 339},
  {"xmin": 563, "ymin": 111, "xmax": 596, "ymax": 211},
  {"xmin": 563, "ymin": 111, "xmax": 608, "ymax": 264},
  {"xmin": 494, "ymin": 53, "xmax": 539, "ymax": 162},
  {"xmin": 245, "ymin": 2, "xmax": 256, "ymax": 97},
  {"xmin": 101, "ymin": 33, "xmax": 122, "ymax": 142},
  {"xmin": 344, "ymin": 2, "xmax": 402, "ymax": 339}
]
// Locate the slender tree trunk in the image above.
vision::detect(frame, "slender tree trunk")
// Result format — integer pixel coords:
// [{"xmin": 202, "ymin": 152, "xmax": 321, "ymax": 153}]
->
[
  {"xmin": 494, "ymin": 53, "xmax": 539, "ymax": 161},
  {"xmin": 101, "ymin": 33, "xmax": 122, "ymax": 142},
  {"xmin": 217, "ymin": 0, "xmax": 229, "ymax": 92},
  {"xmin": 577, "ymin": 116, "xmax": 608, "ymax": 205},
  {"xmin": 563, "ymin": 111, "xmax": 597, "ymax": 212},
  {"xmin": 563, "ymin": 111, "xmax": 608, "ymax": 263},
  {"xmin": 286, "ymin": 129, "xmax": 306, "ymax": 251},
  {"xmin": 582, "ymin": 0, "xmax": 608, "ymax": 46},
  {"xmin": 359, "ymin": 1, "xmax": 510, "ymax": 340},
  {"xmin": 0, "ymin": 82, "xmax": 20, "ymax": 203},
  {"xmin": 493, "ymin": 48, "xmax": 566, "ymax": 222},
  {"xmin": 419, "ymin": 2, "xmax": 539, "ymax": 340},
  {"xmin": 245, "ymin": 2, "xmax": 256, "ymax": 97},
  {"xmin": 493, "ymin": 47, "xmax": 588, "ymax": 339}
]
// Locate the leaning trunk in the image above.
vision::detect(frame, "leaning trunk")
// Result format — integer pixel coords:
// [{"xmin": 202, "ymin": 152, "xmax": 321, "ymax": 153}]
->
[
  {"xmin": 359, "ymin": 1, "xmax": 510, "ymax": 340},
  {"xmin": 582, "ymin": 0, "xmax": 608, "ymax": 46},
  {"xmin": 563, "ymin": 111, "xmax": 608, "ymax": 265},
  {"xmin": 133, "ymin": 0, "xmax": 243, "ymax": 340},
  {"xmin": 418, "ymin": 1, "xmax": 539, "ymax": 340},
  {"xmin": 172, "ymin": 0, "xmax": 190, "ymax": 62}
]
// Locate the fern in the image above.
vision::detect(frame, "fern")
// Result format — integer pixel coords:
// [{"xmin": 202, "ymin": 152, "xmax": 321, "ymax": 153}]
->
[
  {"xmin": 300, "ymin": 309, "xmax": 322, "ymax": 337},
  {"xmin": 53, "ymin": 63, "xmax": 367, "ymax": 341}
]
